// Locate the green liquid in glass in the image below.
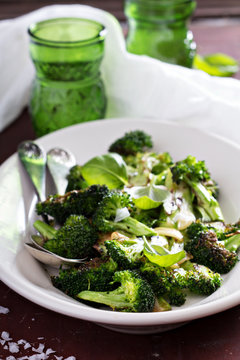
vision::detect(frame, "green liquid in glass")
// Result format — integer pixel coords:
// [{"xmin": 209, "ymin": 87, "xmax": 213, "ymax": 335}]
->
[
  {"xmin": 28, "ymin": 18, "xmax": 107, "ymax": 137},
  {"xmin": 125, "ymin": 0, "xmax": 196, "ymax": 68}
]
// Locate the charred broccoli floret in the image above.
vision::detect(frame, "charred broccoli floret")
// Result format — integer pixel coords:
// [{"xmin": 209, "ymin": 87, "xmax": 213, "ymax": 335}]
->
[
  {"xmin": 34, "ymin": 215, "xmax": 98, "ymax": 259},
  {"xmin": 65, "ymin": 165, "xmax": 87, "ymax": 192},
  {"xmin": 179, "ymin": 261, "xmax": 222, "ymax": 295},
  {"xmin": 92, "ymin": 191, "xmax": 157, "ymax": 236},
  {"xmin": 108, "ymin": 130, "xmax": 153, "ymax": 156},
  {"xmin": 52, "ymin": 258, "xmax": 118, "ymax": 298},
  {"xmin": 185, "ymin": 222, "xmax": 238, "ymax": 274},
  {"xmin": 78, "ymin": 270, "xmax": 155, "ymax": 312},
  {"xmin": 140, "ymin": 261, "xmax": 186, "ymax": 306},
  {"xmin": 170, "ymin": 156, "xmax": 223, "ymax": 221},
  {"xmin": 36, "ymin": 185, "xmax": 110, "ymax": 224},
  {"xmin": 105, "ymin": 238, "xmax": 144, "ymax": 269}
]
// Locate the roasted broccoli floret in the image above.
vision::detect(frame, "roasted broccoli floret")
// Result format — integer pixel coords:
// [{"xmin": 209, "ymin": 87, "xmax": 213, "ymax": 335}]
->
[
  {"xmin": 105, "ymin": 238, "xmax": 144, "ymax": 269},
  {"xmin": 170, "ymin": 156, "xmax": 223, "ymax": 221},
  {"xmin": 108, "ymin": 130, "xmax": 153, "ymax": 156},
  {"xmin": 36, "ymin": 185, "xmax": 110, "ymax": 224},
  {"xmin": 52, "ymin": 258, "xmax": 118, "ymax": 298},
  {"xmin": 140, "ymin": 261, "xmax": 186, "ymax": 306},
  {"xmin": 185, "ymin": 222, "xmax": 238, "ymax": 274},
  {"xmin": 178, "ymin": 261, "xmax": 222, "ymax": 295},
  {"xmin": 34, "ymin": 215, "xmax": 98, "ymax": 259},
  {"xmin": 132, "ymin": 208, "xmax": 160, "ymax": 228},
  {"xmin": 66, "ymin": 165, "xmax": 87, "ymax": 192},
  {"xmin": 78, "ymin": 270, "xmax": 155, "ymax": 312},
  {"xmin": 92, "ymin": 191, "xmax": 157, "ymax": 236}
]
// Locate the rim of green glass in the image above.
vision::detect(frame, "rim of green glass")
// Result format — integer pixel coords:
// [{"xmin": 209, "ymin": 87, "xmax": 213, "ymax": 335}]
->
[{"xmin": 28, "ymin": 17, "xmax": 106, "ymax": 47}]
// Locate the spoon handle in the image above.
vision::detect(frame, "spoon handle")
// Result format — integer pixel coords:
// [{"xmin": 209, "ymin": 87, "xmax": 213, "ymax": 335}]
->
[{"xmin": 18, "ymin": 141, "xmax": 47, "ymax": 202}]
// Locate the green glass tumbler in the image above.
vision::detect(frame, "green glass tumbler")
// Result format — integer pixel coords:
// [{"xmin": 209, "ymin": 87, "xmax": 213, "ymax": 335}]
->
[
  {"xmin": 124, "ymin": 0, "xmax": 196, "ymax": 68},
  {"xmin": 28, "ymin": 18, "xmax": 107, "ymax": 137}
]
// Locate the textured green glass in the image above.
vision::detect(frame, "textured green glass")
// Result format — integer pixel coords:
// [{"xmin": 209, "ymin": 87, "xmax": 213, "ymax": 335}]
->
[
  {"xmin": 28, "ymin": 18, "xmax": 107, "ymax": 137},
  {"xmin": 125, "ymin": 0, "xmax": 196, "ymax": 68}
]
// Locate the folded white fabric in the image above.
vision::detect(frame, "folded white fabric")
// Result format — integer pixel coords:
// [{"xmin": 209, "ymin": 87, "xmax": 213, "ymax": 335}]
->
[{"xmin": 0, "ymin": 4, "xmax": 240, "ymax": 145}]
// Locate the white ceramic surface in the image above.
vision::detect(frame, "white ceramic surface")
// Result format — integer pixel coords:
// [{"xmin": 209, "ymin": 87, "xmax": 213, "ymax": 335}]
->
[{"xmin": 0, "ymin": 118, "xmax": 240, "ymax": 334}]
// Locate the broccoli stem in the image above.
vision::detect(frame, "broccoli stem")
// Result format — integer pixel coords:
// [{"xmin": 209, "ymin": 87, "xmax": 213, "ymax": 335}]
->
[
  {"xmin": 33, "ymin": 220, "xmax": 57, "ymax": 240},
  {"xmin": 156, "ymin": 297, "xmax": 172, "ymax": 311},
  {"xmin": 113, "ymin": 216, "xmax": 157, "ymax": 236},
  {"xmin": 189, "ymin": 181, "xmax": 224, "ymax": 221},
  {"xmin": 223, "ymin": 234, "xmax": 240, "ymax": 252},
  {"xmin": 78, "ymin": 288, "xmax": 134, "ymax": 310}
]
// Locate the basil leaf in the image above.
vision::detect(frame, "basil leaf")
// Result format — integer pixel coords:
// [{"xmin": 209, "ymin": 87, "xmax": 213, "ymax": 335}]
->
[
  {"xmin": 81, "ymin": 153, "xmax": 128, "ymax": 189},
  {"xmin": 128, "ymin": 184, "xmax": 170, "ymax": 210},
  {"xmin": 143, "ymin": 237, "xmax": 186, "ymax": 267}
]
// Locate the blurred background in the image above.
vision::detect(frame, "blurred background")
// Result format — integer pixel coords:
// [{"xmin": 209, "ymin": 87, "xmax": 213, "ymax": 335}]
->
[
  {"xmin": 1, "ymin": 0, "xmax": 240, "ymax": 71},
  {"xmin": 0, "ymin": 0, "xmax": 240, "ymax": 21}
]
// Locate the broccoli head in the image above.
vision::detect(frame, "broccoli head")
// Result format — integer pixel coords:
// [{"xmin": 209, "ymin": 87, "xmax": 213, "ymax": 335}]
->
[
  {"xmin": 78, "ymin": 270, "xmax": 155, "ymax": 312},
  {"xmin": 179, "ymin": 261, "xmax": 222, "ymax": 296},
  {"xmin": 92, "ymin": 191, "xmax": 157, "ymax": 236},
  {"xmin": 34, "ymin": 215, "xmax": 98, "ymax": 259},
  {"xmin": 105, "ymin": 238, "xmax": 144, "ymax": 269},
  {"xmin": 170, "ymin": 156, "xmax": 223, "ymax": 221},
  {"xmin": 36, "ymin": 185, "xmax": 110, "ymax": 224},
  {"xmin": 185, "ymin": 222, "xmax": 238, "ymax": 274},
  {"xmin": 52, "ymin": 257, "xmax": 118, "ymax": 298},
  {"xmin": 140, "ymin": 261, "xmax": 186, "ymax": 306},
  {"xmin": 108, "ymin": 130, "xmax": 153, "ymax": 156},
  {"xmin": 171, "ymin": 155, "xmax": 210, "ymax": 184},
  {"xmin": 65, "ymin": 165, "xmax": 87, "ymax": 192}
]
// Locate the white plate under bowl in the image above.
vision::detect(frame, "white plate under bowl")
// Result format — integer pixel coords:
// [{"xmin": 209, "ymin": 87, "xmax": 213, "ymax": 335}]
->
[{"xmin": 0, "ymin": 118, "xmax": 240, "ymax": 334}]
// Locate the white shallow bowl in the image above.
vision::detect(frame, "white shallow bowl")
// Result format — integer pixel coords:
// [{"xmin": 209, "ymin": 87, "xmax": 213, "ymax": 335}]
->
[{"xmin": 0, "ymin": 118, "xmax": 240, "ymax": 334}]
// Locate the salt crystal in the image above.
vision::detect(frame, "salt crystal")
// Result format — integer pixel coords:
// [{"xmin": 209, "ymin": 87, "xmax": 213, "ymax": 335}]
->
[
  {"xmin": 8, "ymin": 342, "xmax": 20, "ymax": 353},
  {"xmin": 54, "ymin": 357, "xmax": 63, "ymax": 360},
  {"xmin": 28, "ymin": 354, "xmax": 48, "ymax": 360},
  {"xmin": 17, "ymin": 357, "xmax": 29, "ymax": 360},
  {"xmin": 17, "ymin": 339, "xmax": 27, "ymax": 345},
  {"xmin": 64, "ymin": 357, "xmax": 76, "ymax": 360},
  {"xmin": 24, "ymin": 342, "xmax": 31, "ymax": 350},
  {"xmin": 0, "ymin": 306, "xmax": 10, "ymax": 314},
  {"xmin": 46, "ymin": 348, "xmax": 55, "ymax": 355},
  {"xmin": 37, "ymin": 337, "xmax": 44, "ymax": 340},
  {"xmin": 32, "ymin": 343, "xmax": 45, "ymax": 353},
  {"xmin": 6, "ymin": 356, "xmax": 16, "ymax": 360},
  {"xmin": 1, "ymin": 331, "xmax": 12, "ymax": 341},
  {"xmin": 0, "ymin": 339, "xmax": 5, "ymax": 345},
  {"xmin": 4, "ymin": 344, "xmax": 8, "ymax": 350}
]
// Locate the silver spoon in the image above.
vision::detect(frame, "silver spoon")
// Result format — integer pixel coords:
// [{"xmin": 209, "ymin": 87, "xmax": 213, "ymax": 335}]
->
[
  {"xmin": 47, "ymin": 147, "xmax": 76, "ymax": 195},
  {"xmin": 18, "ymin": 141, "xmax": 46, "ymax": 202},
  {"xmin": 24, "ymin": 236, "xmax": 86, "ymax": 268},
  {"xmin": 18, "ymin": 141, "xmax": 84, "ymax": 267}
]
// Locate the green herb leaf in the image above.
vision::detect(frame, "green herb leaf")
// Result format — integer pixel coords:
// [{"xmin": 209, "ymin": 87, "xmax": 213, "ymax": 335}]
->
[
  {"xmin": 193, "ymin": 53, "xmax": 239, "ymax": 77},
  {"xmin": 81, "ymin": 153, "xmax": 128, "ymax": 189},
  {"xmin": 128, "ymin": 184, "xmax": 170, "ymax": 210},
  {"xmin": 143, "ymin": 237, "xmax": 186, "ymax": 267}
]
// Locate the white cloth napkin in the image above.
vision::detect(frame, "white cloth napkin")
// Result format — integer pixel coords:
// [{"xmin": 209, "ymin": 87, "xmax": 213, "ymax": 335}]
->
[{"xmin": 1, "ymin": 4, "xmax": 240, "ymax": 145}]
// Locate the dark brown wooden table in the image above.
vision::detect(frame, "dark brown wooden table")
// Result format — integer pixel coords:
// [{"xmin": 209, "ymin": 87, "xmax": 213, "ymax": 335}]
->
[{"xmin": 1, "ymin": 2, "xmax": 240, "ymax": 359}]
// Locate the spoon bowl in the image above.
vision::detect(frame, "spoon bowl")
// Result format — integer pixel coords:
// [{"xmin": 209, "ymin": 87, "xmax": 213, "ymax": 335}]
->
[
  {"xmin": 18, "ymin": 141, "xmax": 82, "ymax": 267},
  {"xmin": 18, "ymin": 141, "xmax": 47, "ymax": 202},
  {"xmin": 47, "ymin": 147, "xmax": 76, "ymax": 195},
  {"xmin": 24, "ymin": 242, "xmax": 85, "ymax": 268}
]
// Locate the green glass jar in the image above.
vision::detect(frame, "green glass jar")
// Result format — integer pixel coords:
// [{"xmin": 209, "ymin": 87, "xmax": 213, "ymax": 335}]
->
[
  {"xmin": 28, "ymin": 18, "xmax": 107, "ymax": 137},
  {"xmin": 125, "ymin": 0, "xmax": 196, "ymax": 68}
]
